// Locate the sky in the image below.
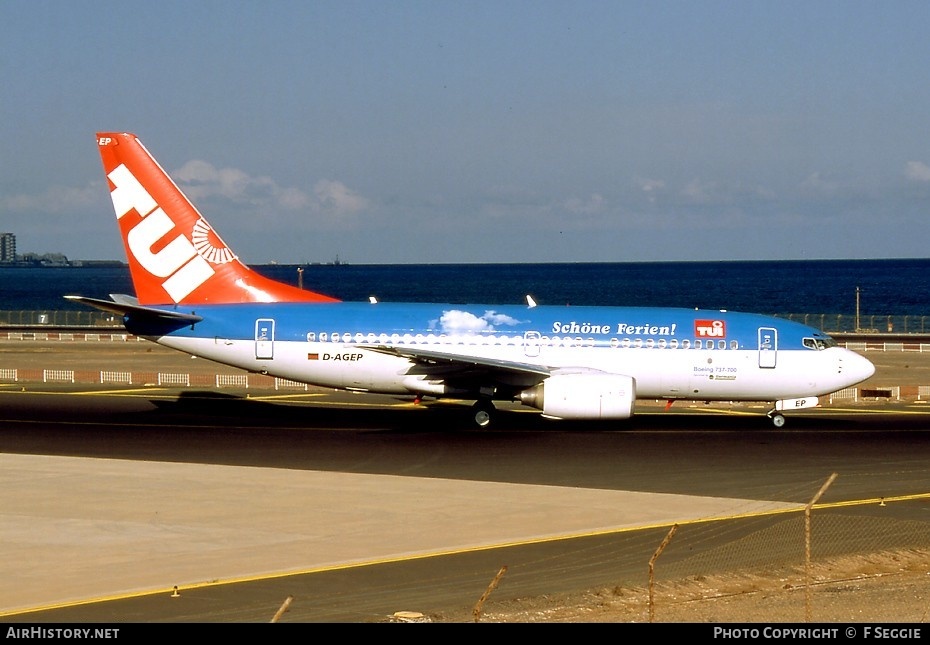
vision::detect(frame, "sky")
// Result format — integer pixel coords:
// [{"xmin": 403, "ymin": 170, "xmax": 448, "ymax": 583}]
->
[{"xmin": 3, "ymin": 1, "xmax": 930, "ymax": 265}]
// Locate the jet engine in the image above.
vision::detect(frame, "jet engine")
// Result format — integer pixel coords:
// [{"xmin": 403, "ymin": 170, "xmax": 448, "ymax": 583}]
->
[{"xmin": 519, "ymin": 373, "xmax": 636, "ymax": 420}]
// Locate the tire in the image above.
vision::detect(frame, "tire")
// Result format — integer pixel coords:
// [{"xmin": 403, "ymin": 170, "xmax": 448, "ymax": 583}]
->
[{"xmin": 472, "ymin": 401, "xmax": 494, "ymax": 428}]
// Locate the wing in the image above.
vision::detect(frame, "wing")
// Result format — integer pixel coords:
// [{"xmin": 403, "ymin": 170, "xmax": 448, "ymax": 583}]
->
[
  {"xmin": 364, "ymin": 345, "xmax": 550, "ymax": 375},
  {"xmin": 362, "ymin": 344, "xmax": 552, "ymax": 393}
]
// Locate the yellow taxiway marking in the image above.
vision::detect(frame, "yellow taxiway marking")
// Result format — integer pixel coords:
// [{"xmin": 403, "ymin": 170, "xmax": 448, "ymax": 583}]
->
[
  {"xmin": 7, "ymin": 388, "xmax": 930, "ymax": 417},
  {"xmin": 1, "ymin": 387, "xmax": 171, "ymax": 397},
  {"xmin": 244, "ymin": 392, "xmax": 327, "ymax": 401},
  {"xmin": 6, "ymin": 490, "xmax": 927, "ymax": 619},
  {"xmin": 72, "ymin": 388, "xmax": 170, "ymax": 396}
]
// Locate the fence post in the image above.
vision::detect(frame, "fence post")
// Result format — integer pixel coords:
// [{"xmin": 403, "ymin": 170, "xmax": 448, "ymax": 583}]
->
[
  {"xmin": 648, "ymin": 524, "xmax": 678, "ymax": 623},
  {"xmin": 473, "ymin": 565, "xmax": 508, "ymax": 623},
  {"xmin": 805, "ymin": 473, "xmax": 837, "ymax": 622}
]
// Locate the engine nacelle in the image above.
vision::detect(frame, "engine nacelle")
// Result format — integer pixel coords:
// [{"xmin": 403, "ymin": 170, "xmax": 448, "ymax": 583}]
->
[{"xmin": 519, "ymin": 373, "xmax": 636, "ymax": 420}]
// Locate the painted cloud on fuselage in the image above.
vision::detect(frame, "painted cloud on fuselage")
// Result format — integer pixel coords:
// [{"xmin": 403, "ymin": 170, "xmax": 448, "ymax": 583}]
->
[{"xmin": 431, "ymin": 309, "xmax": 523, "ymax": 333}]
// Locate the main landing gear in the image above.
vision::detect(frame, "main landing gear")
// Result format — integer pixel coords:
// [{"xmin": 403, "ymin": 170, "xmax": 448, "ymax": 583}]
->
[
  {"xmin": 767, "ymin": 411, "xmax": 786, "ymax": 427},
  {"xmin": 471, "ymin": 399, "xmax": 495, "ymax": 428}
]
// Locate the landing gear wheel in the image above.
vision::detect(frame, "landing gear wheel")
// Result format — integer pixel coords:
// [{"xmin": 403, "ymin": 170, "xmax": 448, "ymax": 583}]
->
[
  {"xmin": 472, "ymin": 400, "xmax": 495, "ymax": 429},
  {"xmin": 770, "ymin": 413, "xmax": 786, "ymax": 428}
]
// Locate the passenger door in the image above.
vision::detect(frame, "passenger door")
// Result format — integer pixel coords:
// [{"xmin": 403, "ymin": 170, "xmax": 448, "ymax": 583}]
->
[{"xmin": 758, "ymin": 327, "xmax": 777, "ymax": 369}]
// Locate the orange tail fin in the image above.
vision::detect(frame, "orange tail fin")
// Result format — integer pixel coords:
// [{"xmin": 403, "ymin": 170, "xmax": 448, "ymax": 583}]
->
[{"xmin": 95, "ymin": 132, "xmax": 339, "ymax": 306}]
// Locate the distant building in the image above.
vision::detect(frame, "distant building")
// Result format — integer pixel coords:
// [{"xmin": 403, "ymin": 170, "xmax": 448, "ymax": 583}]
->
[
  {"xmin": 18, "ymin": 252, "xmax": 69, "ymax": 267},
  {"xmin": 0, "ymin": 233, "xmax": 15, "ymax": 263}
]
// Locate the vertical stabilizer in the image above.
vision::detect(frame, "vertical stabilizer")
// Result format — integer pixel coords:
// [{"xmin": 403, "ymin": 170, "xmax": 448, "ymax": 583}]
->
[{"xmin": 95, "ymin": 132, "xmax": 339, "ymax": 305}]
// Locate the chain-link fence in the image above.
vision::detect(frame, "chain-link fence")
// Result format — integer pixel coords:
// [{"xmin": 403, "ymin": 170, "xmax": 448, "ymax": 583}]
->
[
  {"xmin": 0, "ymin": 310, "xmax": 121, "ymax": 327},
  {"xmin": 478, "ymin": 492, "xmax": 930, "ymax": 623},
  {"xmin": 778, "ymin": 313, "xmax": 930, "ymax": 334}
]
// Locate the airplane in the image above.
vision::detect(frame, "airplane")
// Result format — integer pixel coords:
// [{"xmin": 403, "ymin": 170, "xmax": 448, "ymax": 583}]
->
[{"xmin": 67, "ymin": 132, "xmax": 876, "ymax": 428}]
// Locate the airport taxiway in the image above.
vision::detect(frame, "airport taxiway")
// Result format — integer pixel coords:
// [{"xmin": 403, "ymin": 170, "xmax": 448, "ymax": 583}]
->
[{"xmin": 2, "ymin": 338, "xmax": 930, "ymax": 621}]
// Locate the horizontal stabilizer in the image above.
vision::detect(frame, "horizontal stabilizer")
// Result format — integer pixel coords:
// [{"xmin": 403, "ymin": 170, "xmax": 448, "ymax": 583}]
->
[
  {"xmin": 64, "ymin": 295, "xmax": 203, "ymax": 324},
  {"xmin": 109, "ymin": 293, "xmax": 140, "ymax": 305}
]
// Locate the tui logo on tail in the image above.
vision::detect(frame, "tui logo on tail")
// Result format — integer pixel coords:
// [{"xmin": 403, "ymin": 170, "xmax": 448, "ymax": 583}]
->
[
  {"xmin": 106, "ymin": 162, "xmax": 220, "ymax": 302},
  {"xmin": 96, "ymin": 132, "xmax": 339, "ymax": 306}
]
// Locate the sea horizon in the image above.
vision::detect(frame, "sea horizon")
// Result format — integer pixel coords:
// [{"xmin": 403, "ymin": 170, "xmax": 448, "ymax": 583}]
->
[
  {"xmin": 3, "ymin": 258, "xmax": 930, "ymax": 319},
  {"xmin": 3, "ymin": 255, "xmax": 930, "ymax": 268}
]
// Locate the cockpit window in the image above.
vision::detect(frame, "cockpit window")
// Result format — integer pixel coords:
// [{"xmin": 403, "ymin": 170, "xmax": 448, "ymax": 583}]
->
[{"xmin": 803, "ymin": 337, "xmax": 837, "ymax": 350}]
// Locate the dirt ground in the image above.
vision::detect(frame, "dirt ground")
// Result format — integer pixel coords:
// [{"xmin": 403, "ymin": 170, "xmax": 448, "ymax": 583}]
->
[{"xmin": 456, "ymin": 549, "xmax": 930, "ymax": 623}]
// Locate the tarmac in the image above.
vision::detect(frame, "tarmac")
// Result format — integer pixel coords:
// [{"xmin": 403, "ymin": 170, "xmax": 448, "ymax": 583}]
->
[
  {"xmin": 0, "ymin": 452, "xmax": 799, "ymax": 615},
  {"xmin": 0, "ymin": 336, "xmax": 924, "ymax": 616}
]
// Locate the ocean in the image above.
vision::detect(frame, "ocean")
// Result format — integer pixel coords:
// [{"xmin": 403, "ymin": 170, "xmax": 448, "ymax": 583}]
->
[{"xmin": 2, "ymin": 259, "xmax": 929, "ymax": 318}]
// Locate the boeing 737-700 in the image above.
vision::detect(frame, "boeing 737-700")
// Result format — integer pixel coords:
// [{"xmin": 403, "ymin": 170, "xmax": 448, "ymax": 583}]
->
[{"xmin": 67, "ymin": 132, "xmax": 876, "ymax": 428}]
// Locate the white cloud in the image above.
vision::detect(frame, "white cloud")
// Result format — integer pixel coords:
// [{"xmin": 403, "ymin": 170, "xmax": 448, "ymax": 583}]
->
[
  {"xmin": 314, "ymin": 179, "xmax": 370, "ymax": 216},
  {"xmin": 682, "ymin": 179, "xmax": 714, "ymax": 202},
  {"xmin": 636, "ymin": 177, "xmax": 665, "ymax": 193},
  {"xmin": 905, "ymin": 161, "xmax": 930, "ymax": 182},
  {"xmin": 564, "ymin": 193, "xmax": 607, "ymax": 214},
  {"xmin": 482, "ymin": 311, "xmax": 522, "ymax": 326},
  {"xmin": 174, "ymin": 160, "xmax": 287, "ymax": 205},
  {"xmin": 431, "ymin": 309, "xmax": 522, "ymax": 333},
  {"xmin": 799, "ymin": 172, "xmax": 839, "ymax": 195},
  {"xmin": 635, "ymin": 177, "xmax": 666, "ymax": 204},
  {"xmin": 276, "ymin": 186, "xmax": 312, "ymax": 210},
  {"xmin": 171, "ymin": 160, "xmax": 369, "ymax": 216},
  {"xmin": 0, "ymin": 183, "xmax": 99, "ymax": 214}
]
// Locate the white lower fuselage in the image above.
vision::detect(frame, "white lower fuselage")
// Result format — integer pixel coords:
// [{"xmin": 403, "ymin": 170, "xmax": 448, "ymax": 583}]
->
[{"xmin": 155, "ymin": 335, "xmax": 867, "ymax": 403}]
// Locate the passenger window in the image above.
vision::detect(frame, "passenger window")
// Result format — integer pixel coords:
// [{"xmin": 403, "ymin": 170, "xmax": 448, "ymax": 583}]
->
[
  {"xmin": 306, "ymin": 332, "xmax": 316, "ymax": 342},
  {"xmin": 718, "ymin": 340, "xmax": 726, "ymax": 350},
  {"xmin": 730, "ymin": 340, "xmax": 738, "ymax": 350},
  {"xmin": 682, "ymin": 339, "xmax": 691, "ymax": 349}
]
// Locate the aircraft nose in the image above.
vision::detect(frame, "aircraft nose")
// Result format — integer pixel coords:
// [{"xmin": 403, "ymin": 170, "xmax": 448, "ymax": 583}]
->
[{"xmin": 842, "ymin": 349, "xmax": 875, "ymax": 385}]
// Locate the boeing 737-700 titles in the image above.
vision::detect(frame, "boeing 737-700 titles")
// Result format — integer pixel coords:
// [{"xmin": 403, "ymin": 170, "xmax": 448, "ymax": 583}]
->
[{"xmin": 67, "ymin": 132, "xmax": 876, "ymax": 428}]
